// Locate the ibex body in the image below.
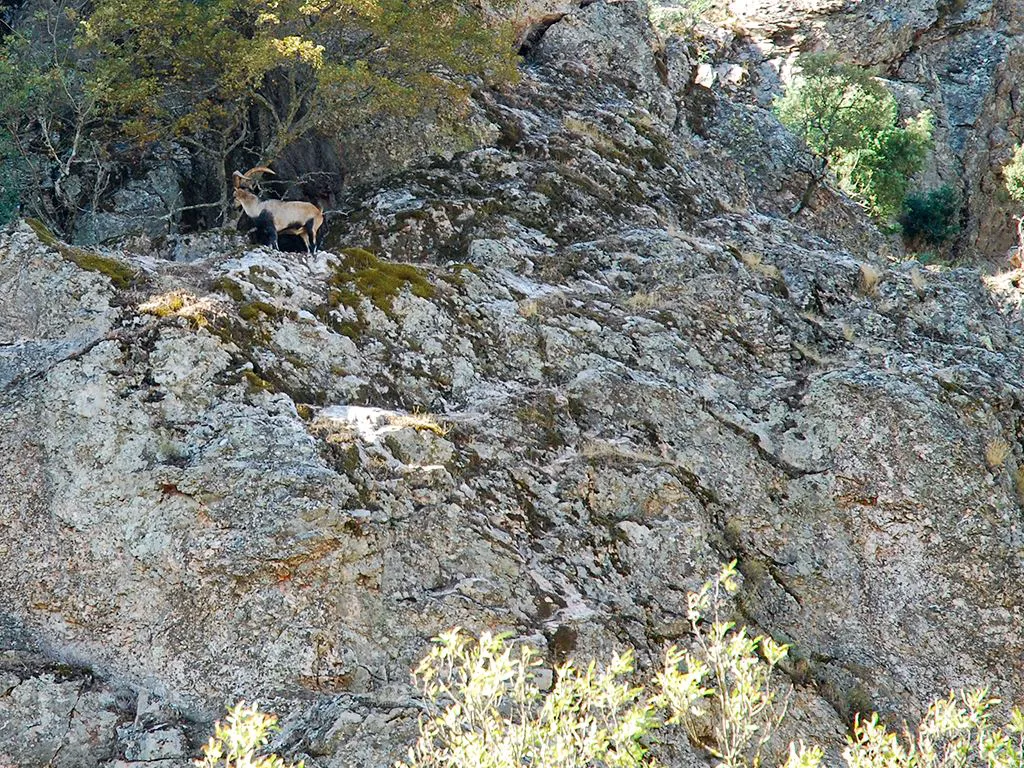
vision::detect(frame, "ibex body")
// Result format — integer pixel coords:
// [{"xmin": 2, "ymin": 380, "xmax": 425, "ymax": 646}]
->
[{"xmin": 233, "ymin": 167, "xmax": 325, "ymax": 255}]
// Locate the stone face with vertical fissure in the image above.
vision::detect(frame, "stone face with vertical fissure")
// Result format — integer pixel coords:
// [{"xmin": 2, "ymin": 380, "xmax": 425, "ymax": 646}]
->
[{"xmin": 3, "ymin": 1, "xmax": 1024, "ymax": 766}]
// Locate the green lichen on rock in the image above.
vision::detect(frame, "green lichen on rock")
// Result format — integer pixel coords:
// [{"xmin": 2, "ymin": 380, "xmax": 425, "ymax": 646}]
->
[
  {"xmin": 329, "ymin": 247, "xmax": 435, "ymax": 315},
  {"xmin": 209, "ymin": 310, "xmax": 273, "ymax": 350},
  {"xmin": 246, "ymin": 265, "xmax": 282, "ymax": 293},
  {"xmin": 25, "ymin": 218, "xmax": 59, "ymax": 247},
  {"xmin": 243, "ymin": 370, "xmax": 275, "ymax": 393},
  {"xmin": 239, "ymin": 300, "xmax": 286, "ymax": 323},
  {"xmin": 206, "ymin": 304, "xmax": 327, "ymax": 408},
  {"xmin": 319, "ymin": 247, "xmax": 436, "ymax": 339},
  {"xmin": 444, "ymin": 262, "xmax": 482, "ymax": 288},
  {"xmin": 336, "ymin": 321, "xmax": 363, "ymax": 339},
  {"xmin": 210, "ymin": 276, "xmax": 246, "ymax": 302},
  {"xmin": 70, "ymin": 251, "xmax": 139, "ymax": 290},
  {"xmin": 27, "ymin": 217, "xmax": 139, "ymax": 290}
]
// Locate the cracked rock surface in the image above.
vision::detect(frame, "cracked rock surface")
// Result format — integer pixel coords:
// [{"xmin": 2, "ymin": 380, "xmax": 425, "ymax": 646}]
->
[{"xmin": 3, "ymin": 1, "xmax": 1024, "ymax": 766}]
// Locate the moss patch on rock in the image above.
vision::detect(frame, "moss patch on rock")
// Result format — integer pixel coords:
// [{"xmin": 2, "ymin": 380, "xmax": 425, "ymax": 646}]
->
[
  {"xmin": 243, "ymin": 370, "xmax": 275, "ymax": 393},
  {"xmin": 329, "ymin": 247, "xmax": 435, "ymax": 315},
  {"xmin": 444, "ymin": 262, "xmax": 482, "ymax": 289},
  {"xmin": 239, "ymin": 300, "xmax": 288, "ymax": 323},
  {"xmin": 68, "ymin": 251, "xmax": 138, "ymax": 290},
  {"xmin": 210, "ymin": 276, "xmax": 246, "ymax": 302},
  {"xmin": 27, "ymin": 218, "xmax": 139, "ymax": 290},
  {"xmin": 319, "ymin": 247, "xmax": 436, "ymax": 339},
  {"xmin": 26, "ymin": 218, "xmax": 59, "ymax": 247}
]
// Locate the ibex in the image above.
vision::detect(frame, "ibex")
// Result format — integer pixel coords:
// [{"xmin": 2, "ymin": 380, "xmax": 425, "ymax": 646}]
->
[{"xmin": 233, "ymin": 166, "xmax": 325, "ymax": 255}]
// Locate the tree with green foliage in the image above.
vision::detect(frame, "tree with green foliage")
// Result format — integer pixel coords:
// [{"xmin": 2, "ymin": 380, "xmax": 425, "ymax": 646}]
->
[
  {"xmin": 0, "ymin": 134, "xmax": 23, "ymax": 226},
  {"xmin": 775, "ymin": 52, "xmax": 933, "ymax": 220},
  {"xmin": 0, "ymin": 0, "xmax": 107, "ymax": 228},
  {"xmin": 833, "ymin": 111, "xmax": 933, "ymax": 220},
  {"xmin": 77, "ymin": 0, "xmax": 518, "ymax": 219},
  {"xmin": 900, "ymin": 185, "xmax": 960, "ymax": 248},
  {"xmin": 0, "ymin": 0, "xmax": 518, "ymax": 231},
  {"xmin": 1003, "ymin": 143, "xmax": 1024, "ymax": 264},
  {"xmin": 649, "ymin": 0, "xmax": 716, "ymax": 37}
]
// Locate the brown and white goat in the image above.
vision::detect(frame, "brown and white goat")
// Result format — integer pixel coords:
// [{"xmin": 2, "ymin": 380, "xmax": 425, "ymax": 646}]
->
[{"xmin": 233, "ymin": 167, "xmax": 325, "ymax": 255}]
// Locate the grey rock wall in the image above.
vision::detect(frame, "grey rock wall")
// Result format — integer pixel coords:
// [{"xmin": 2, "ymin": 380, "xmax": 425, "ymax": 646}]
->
[{"xmin": 3, "ymin": 1, "xmax": 1024, "ymax": 766}]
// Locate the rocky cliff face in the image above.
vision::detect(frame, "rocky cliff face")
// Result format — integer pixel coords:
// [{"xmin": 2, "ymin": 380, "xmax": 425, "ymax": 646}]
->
[
  {"xmin": 3, "ymin": 1, "xmax": 1024, "ymax": 766},
  {"xmin": 721, "ymin": 0, "xmax": 1024, "ymax": 261}
]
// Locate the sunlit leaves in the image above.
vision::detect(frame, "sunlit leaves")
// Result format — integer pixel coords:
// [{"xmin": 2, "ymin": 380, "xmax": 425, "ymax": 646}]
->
[
  {"xmin": 406, "ymin": 564, "xmax": 802, "ymax": 768},
  {"xmin": 402, "ymin": 628, "xmax": 657, "ymax": 768},
  {"xmin": 197, "ymin": 702, "xmax": 304, "ymax": 768},
  {"xmin": 658, "ymin": 562, "xmax": 796, "ymax": 768},
  {"xmin": 204, "ymin": 568, "xmax": 1024, "ymax": 768},
  {"xmin": 77, "ymin": 0, "xmax": 518, "ymax": 161},
  {"xmin": 844, "ymin": 690, "xmax": 1024, "ymax": 768},
  {"xmin": 775, "ymin": 52, "xmax": 933, "ymax": 221},
  {"xmin": 1004, "ymin": 144, "xmax": 1024, "ymax": 204}
]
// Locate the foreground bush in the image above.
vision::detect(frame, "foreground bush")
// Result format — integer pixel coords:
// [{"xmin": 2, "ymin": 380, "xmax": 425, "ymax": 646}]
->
[
  {"xmin": 209, "ymin": 566, "xmax": 1024, "ymax": 768},
  {"xmin": 1003, "ymin": 144, "xmax": 1024, "ymax": 263},
  {"xmin": 845, "ymin": 691, "xmax": 1024, "ymax": 768},
  {"xmin": 197, "ymin": 701, "xmax": 303, "ymax": 768},
  {"xmin": 401, "ymin": 563, "xmax": 808, "ymax": 768},
  {"xmin": 400, "ymin": 630, "xmax": 655, "ymax": 768}
]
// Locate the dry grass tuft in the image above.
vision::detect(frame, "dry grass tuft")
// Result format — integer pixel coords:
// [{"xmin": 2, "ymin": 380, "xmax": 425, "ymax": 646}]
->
[
  {"xmin": 859, "ymin": 263, "xmax": 881, "ymax": 296},
  {"xmin": 1014, "ymin": 466, "xmax": 1024, "ymax": 504},
  {"xmin": 389, "ymin": 411, "xmax": 449, "ymax": 437},
  {"xmin": 985, "ymin": 437, "xmax": 1012, "ymax": 470},
  {"xmin": 562, "ymin": 115, "xmax": 619, "ymax": 156},
  {"xmin": 792, "ymin": 341, "xmax": 828, "ymax": 365},
  {"xmin": 625, "ymin": 291, "xmax": 666, "ymax": 311},
  {"xmin": 518, "ymin": 299, "xmax": 539, "ymax": 318},
  {"xmin": 740, "ymin": 250, "xmax": 782, "ymax": 281},
  {"xmin": 139, "ymin": 291, "xmax": 219, "ymax": 327},
  {"xmin": 581, "ymin": 439, "xmax": 663, "ymax": 465},
  {"xmin": 910, "ymin": 266, "xmax": 927, "ymax": 292},
  {"xmin": 310, "ymin": 420, "xmax": 356, "ymax": 445}
]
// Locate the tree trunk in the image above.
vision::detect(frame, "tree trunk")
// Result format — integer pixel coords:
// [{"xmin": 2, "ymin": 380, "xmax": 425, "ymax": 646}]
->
[
  {"xmin": 790, "ymin": 159, "xmax": 827, "ymax": 218},
  {"xmin": 210, "ymin": 154, "xmax": 232, "ymax": 227},
  {"xmin": 1016, "ymin": 214, "xmax": 1024, "ymax": 268}
]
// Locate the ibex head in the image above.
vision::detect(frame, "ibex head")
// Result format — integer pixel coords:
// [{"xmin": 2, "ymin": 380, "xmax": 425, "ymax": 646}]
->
[{"xmin": 232, "ymin": 166, "xmax": 275, "ymax": 191}]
